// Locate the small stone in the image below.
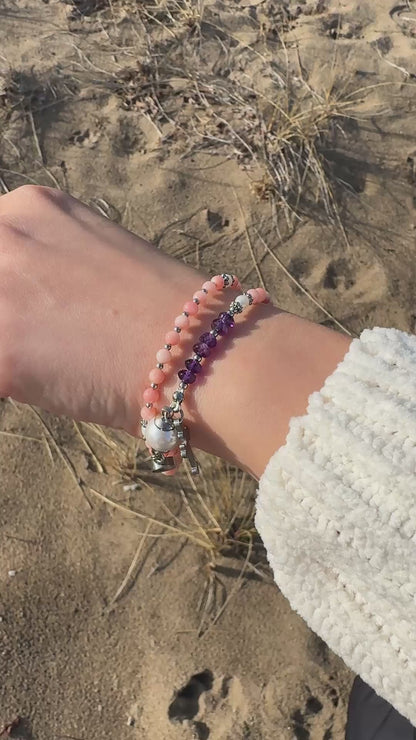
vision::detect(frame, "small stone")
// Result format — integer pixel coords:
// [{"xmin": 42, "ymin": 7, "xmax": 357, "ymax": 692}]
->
[
  {"xmin": 8, "ymin": 570, "xmax": 16, "ymax": 577},
  {"xmin": 127, "ymin": 716, "xmax": 135, "ymax": 727}
]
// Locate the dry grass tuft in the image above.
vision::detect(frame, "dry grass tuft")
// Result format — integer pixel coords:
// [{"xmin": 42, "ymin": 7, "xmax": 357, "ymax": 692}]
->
[
  {"xmin": 1, "ymin": 399, "xmax": 268, "ymax": 633},
  {"xmin": 86, "ymin": 438, "xmax": 271, "ymax": 634},
  {"xmin": 1, "ymin": 405, "xmax": 267, "ymax": 636},
  {"xmin": 60, "ymin": 0, "xmax": 385, "ymax": 237}
]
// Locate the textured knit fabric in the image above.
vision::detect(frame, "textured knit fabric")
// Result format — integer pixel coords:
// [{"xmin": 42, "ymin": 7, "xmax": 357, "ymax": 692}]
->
[{"xmin": 255, "ymin": 326, "xmax": 416, "ymax": 727}]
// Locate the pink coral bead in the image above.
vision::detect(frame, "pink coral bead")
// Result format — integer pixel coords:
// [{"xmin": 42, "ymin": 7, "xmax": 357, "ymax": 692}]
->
[
  {"xmin": 156, "ymin": 348, "xmax": 171, "ymax": 364},
  {"xmin": 143, "ymin": 387, "xmax": 160, "ymax": 404},
  {"xmin": 247, "ymin": 288, "xmax": 259, "ymax": 303},
  {"xmin": 193, "ymin": 290, "xmax": 208, "ymax": 304},
  {"xmin": 149, "ymin": 368, "xmax": 165, "ymax": 384},
  {"xmin": 202, "ymin": 281, "xmax": 217, "ymax": 294},
  {"xmin": 255, "ymin": 287, "xmax": 270, "ymax": 303},
  {"xmin": 165, "ymin": 330, "xmax": 180, "ymax": 346},
  {"xmin": 175, "ymin": 314, "xmax": 189, "ymax": 329},
  {"xmin": 211, "ymin": 275, "xmax": 224, "ymax": 289},
  {"xmin": 183, "ymin": 300, "xmax": 198, "ymax": 316},
  {"xmin": 141, "ymin": 406, "xmax": 156, "ymax": 421}
]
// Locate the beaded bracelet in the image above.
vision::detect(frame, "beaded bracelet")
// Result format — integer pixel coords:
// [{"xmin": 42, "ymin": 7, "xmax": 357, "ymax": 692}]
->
[
  {"xmin": 140, "ymin": 276, "xmax": 270, "ymax": 476},
  {"xmin": 140, "ymin": 273, "xmax": 242, "ymax": 422}
]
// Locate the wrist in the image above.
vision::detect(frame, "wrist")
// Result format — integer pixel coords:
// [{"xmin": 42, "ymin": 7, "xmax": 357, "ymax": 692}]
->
[
  {"xmin": 193, "ymin": 310, "xmax": 352, "ymax": 479},
  {"xmin": 121, "ymin": 251, "xmax": 352, "ymax": 481}
]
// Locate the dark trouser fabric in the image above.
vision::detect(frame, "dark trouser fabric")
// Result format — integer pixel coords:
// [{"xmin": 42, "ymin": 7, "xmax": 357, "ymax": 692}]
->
[{"xmin": 346, "ymin": 676, "xmax": 416, "ymax": 739}]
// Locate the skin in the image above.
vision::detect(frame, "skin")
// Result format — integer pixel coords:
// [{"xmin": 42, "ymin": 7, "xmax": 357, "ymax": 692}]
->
[{"xmin": 0, "ymin": 185, "xmax": 352, "ymax": 481}]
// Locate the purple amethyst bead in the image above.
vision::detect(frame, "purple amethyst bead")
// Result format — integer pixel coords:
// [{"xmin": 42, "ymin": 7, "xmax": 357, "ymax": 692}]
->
[
  {"xmin": 185, "ymin": 358, "xmax": 202, "ymax": 374},
  {"xmin": 193, "ymin": 342, "xmax": 211, "ymax": 358},
  {"xmin": 211, "ymin": 317, "xmax": 228, "ymax": 335},
  {"xmin": 219, "ymin": 311, "xmax": 235, "ymax": 328},
  {"xmin": 199, "ymin": 331, "xmax": 217, "ymax": 348},
  {"xmin": 178, "ymin": 369, "xmax": 196, "ymax": 384}
]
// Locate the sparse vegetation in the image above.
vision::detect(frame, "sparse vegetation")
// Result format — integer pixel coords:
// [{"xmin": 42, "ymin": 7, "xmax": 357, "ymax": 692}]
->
[
  {"xmin": 1, "ymin": 1, "xmax": 384, "ymax": 235},
  {"xmin": 53, "ymin": 0, "xmax": 383, "ymax": 240},
  {"xmin": 87, "ymin": 431, "xmax": 270, "ymax": 635}
]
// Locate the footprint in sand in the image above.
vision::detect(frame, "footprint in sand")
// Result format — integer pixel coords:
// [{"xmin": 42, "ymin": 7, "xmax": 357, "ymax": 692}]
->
[
  {"xmin": 168, "ymin": 669, "xmax": 213, "ymax": 724},
  {"xmin": 291, "ymin": 686, "xmax": 339, "ymax": 739},
  {"xmin": 168, "ymin": 671, "xmax": 252, "ymax": 738},
  {"xmin": 288, "ymin": 250, "xmax": 388, "ymax": 308}
]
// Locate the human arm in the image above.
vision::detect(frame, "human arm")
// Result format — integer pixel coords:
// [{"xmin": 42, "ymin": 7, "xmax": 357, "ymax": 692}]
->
[{"xmin": 0, "ymin": 185, "xmax": 351, "ymax": 481}]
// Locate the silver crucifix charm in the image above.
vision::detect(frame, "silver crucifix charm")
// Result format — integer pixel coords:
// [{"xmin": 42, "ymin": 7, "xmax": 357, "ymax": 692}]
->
[{"xmin": 174, "ymin": 419, "xmax": 199, "ymax": 475}]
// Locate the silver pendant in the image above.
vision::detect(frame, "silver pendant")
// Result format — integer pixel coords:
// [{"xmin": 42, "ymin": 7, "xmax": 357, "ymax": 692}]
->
[{"xmin": 143, "ymin": 408, "xmax": 199, "ymax": 475}]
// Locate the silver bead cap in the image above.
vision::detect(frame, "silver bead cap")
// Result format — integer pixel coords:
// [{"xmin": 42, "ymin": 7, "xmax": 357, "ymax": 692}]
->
[{"xmin": 153, "ymin": 416, "xmax": 175, "ymax": 432}]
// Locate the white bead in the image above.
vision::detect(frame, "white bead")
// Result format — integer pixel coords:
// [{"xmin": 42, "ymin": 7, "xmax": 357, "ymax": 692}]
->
[
  {"xmin": 144, "ymin": 416, "xmax": 178, "ymax": 452},
  {"xmin": 235, "ymin": 294, "xmax": 250, "ymax": 308}
]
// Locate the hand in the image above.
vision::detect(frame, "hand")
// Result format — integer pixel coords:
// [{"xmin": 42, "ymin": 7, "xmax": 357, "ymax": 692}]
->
[{"xmin": 0, "ymin": 185, "xmax": 210, "ymax": 435}]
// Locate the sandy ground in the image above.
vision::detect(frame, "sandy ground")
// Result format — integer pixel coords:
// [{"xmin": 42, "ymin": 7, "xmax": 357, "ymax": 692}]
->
[{"xmin": 0, "ymin": 0, "xmax": 415, "ymax": 738}]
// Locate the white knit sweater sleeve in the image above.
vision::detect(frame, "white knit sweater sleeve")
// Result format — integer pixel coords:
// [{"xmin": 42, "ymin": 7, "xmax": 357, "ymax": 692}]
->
[{"xmin": 255, "ymin": 326, "xmax": 416, "ymax": 726}]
